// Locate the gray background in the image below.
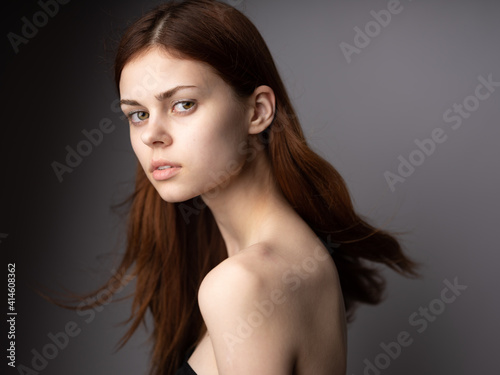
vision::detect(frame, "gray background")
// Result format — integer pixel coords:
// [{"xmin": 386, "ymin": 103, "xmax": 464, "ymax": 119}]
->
[{"xmin": 2, "ymin": 0, "xmax": 499, "ymax": 374}]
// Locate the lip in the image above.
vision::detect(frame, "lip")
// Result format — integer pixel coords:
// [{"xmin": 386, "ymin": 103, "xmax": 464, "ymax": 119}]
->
[
  {"xmin": 150, "ymin": 159, "xmax": 182, "ymax": 173},
  {"xmin": 150, "ymin": 159, "xmax": 182, "ymax": 181},
  {"xmin": 152, "ymin": 166, "xmax": 181, "ymax": 181}
]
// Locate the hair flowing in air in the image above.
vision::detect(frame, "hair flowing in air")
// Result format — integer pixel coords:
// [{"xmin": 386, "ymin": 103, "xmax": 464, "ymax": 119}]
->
[{"xmin": 43, "ymin": 1, "xmax": 418, "ymax": 374}]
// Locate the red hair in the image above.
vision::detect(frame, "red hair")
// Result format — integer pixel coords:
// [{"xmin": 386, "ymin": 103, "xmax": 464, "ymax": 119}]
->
[{"xmin": 45, "ymin": 1, "xmax": 418, "ymax": 374}]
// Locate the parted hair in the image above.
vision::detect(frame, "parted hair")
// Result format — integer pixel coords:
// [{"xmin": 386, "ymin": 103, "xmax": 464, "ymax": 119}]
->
[{"xmin": 45, "ymin": 1, "xmax": 418, "ymax": 374}]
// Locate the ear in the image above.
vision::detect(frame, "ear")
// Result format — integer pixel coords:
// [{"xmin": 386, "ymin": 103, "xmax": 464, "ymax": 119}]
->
[{"xmin": 247, "ymin": 85, "xmax": 276, "ymax": 135}]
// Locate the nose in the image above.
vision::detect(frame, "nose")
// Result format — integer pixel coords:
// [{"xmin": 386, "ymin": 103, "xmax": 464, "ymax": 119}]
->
[{"xmin": 140, "ymin": 113, "xmax": 173, "ymax": 147}]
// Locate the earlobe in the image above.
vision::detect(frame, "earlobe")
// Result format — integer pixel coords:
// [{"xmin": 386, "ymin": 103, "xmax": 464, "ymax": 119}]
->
[{"xmin": 248, "ymin": 85, "xmax": 276, "ymax": 135}]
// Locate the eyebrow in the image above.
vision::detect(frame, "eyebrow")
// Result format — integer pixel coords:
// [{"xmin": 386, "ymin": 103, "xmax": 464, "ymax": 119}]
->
[{"xmin": 119, "ymin": 85, "xmax": 198, "ymax": 106}]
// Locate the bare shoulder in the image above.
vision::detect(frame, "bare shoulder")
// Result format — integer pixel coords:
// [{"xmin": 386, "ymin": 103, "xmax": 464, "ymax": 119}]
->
[
  {"xmin": 199, "ymin": 243, "xmax": 284, "ymax": 288},
  {"xmin": 197, "ymin": 242, "xmax": 292, "ymax": 322},
  {"xmin": 198, "ymin": 238, "xmax": 342, "ymax": 321},
  {"xmin": 197, "ymin": 243, "xmax": 300, "ymax": 374},
  {"xmin": 197, "ymin": 239, "xmax": 346, "ymax": 374}
]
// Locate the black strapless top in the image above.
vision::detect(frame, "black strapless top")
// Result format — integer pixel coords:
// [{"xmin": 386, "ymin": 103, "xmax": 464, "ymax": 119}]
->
[{"xmin": 174, "ymin": 346, "xmax": 197, "ymax": 375}]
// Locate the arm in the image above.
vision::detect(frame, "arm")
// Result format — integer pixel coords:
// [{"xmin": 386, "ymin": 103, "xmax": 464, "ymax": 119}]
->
[{"xmin": 198, "ymin": 258, "xmax": 297, "ymax": 375}]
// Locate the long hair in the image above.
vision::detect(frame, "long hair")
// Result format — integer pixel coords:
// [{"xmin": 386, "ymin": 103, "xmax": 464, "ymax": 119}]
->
[{"xmin": 44, "ymin": 1, "xmax": 418, "ymax": 374}]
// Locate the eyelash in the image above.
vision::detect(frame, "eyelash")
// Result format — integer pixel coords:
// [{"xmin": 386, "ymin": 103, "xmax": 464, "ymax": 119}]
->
[{"xmin": 126, "ymin": 100, "xmax": 197, "ymax": 125}]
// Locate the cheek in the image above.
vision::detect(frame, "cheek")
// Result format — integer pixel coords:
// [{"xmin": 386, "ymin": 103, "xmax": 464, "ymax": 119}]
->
[
  {"xmin": 188, "ymin": 118, "xmax": 247, "ymax": 181},
  {"xmin": 195, "ymin": 110, "xmax": 246, "ymax": 161},
  {"xmin": 130, "ymin": 133, "xmax": 149, "ymax": 167},
  {"xmin": 130, "ymin": 135, "xmax": 140, "ymax": 157}
]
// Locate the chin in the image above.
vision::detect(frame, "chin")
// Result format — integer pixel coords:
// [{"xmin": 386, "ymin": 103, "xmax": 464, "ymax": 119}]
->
[
  {"xmin": 156, "ymin": 191, "xmax": 193, "ymax": 203},
  {"xmin": 153, "ymin": 185, "xmax": 198, "ymax": 204}
]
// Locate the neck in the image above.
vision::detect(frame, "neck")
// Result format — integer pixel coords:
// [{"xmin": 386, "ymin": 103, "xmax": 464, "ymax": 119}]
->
[{"xmin": 200, "ymin": 148, "xmax": 295, "ymax": 257}]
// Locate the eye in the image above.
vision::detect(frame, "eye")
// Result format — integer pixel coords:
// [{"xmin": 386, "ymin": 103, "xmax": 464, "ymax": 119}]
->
[
  {"xmin": 129, "ymin": 111, "xmax": 149, "ymax": 124},
  {"xmin": 173, "ymin": 101, "xmax": 196, "ymax": 114}
]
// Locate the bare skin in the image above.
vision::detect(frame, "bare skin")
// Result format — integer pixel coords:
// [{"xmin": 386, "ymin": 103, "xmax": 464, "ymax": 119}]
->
[
  {"xmin": 193, "ymin": 222, "xmax": 347, "ymax": 375},
  {"xmin": 193, "ymin": 148, "xmax": 347, "ymax": 375},
  {"xmin": 119, "ymin": 47, "xmax": 347, "ymax": 375}
]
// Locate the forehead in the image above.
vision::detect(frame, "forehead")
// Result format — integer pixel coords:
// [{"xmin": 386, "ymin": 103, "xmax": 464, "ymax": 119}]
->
[{"xmin": 119, "ymin": 47, "xmax": 219, "ymax": 97}]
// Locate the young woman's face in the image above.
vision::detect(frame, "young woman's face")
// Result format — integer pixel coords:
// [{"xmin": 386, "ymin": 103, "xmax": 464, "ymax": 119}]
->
[{"xmin": 119, "ymin": 47, "xmax": 251, "ymax": 202}]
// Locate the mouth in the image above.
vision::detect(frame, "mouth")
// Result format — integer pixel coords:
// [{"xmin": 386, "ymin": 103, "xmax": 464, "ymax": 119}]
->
[
  {"xmin": 152, "ymin": 166, "xmax": 182, "ymax": 181},
  {"xmin": 150, "ymin": 159, "xmax": 182, "ymax": 181},
  {"xmin": 150, "ymin": 159, "xmax": 182, "ymax": 172}
]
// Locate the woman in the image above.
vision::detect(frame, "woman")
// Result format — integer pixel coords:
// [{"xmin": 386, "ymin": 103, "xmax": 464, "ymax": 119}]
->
[{"xmin": 52, "ymin": 1, "xmax": 418, "ymax": 374}]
